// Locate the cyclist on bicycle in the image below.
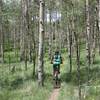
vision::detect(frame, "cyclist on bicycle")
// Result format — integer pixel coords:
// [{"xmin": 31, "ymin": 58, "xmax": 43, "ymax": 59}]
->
[{"xmin": 51, "ymin": 50, "xmax": 63, "ymax": 77}]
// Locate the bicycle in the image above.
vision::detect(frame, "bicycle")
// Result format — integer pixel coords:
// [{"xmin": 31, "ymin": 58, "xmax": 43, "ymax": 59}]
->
[{"xmin": 53, "ymin": 67, "xmax": 61, "ymax": 88}]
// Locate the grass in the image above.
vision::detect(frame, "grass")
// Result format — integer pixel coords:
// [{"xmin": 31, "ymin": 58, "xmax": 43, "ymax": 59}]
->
[
  {"xmin": 59, "ymin": 50, "xmax": 100, "ymax": 100},
  {"xmin": 0, "ymin": 55, "xmax": 53, "ymax": 100},
  {"xmin": 0, "ymin": 49, "xmax": 100, "ymax": 100}
]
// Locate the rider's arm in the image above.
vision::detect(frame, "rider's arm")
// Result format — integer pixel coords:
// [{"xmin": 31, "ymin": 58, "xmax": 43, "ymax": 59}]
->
[{"xmin": 60, "ymin": 56, "xmax": 63, "ymax": 64}]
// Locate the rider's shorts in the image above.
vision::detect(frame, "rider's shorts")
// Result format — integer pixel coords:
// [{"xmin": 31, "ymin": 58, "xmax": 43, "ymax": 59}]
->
[{"xmin": 53, "ymin": 64, "xmax": 60, "ymax": 72}]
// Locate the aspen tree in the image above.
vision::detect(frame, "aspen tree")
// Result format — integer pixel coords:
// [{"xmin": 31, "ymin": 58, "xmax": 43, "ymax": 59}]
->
[
  {"xmin": 86, "ymin": 0, "xmax": 91, "ymax": 82},
  {"xmin": 38, "ymin": 0, "xmax": 45, "ymax": 86},
  {"xmin": 0, "ymin": 0, "xmax": 4, "ymax": 63}
]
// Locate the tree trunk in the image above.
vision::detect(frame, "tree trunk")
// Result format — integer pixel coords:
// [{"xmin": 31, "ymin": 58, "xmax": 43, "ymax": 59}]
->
[
  {"xmin": 26, "ymin": 0, "xmax": 33, "ymax": 63},
  {"xmin": 20, "ymin": 0, "xmax": 25, "ymax": 61},
  {"xmin": 98, "ymin": 0, "xmax": 100, "ymax": 54},
  {"xmin": 48, "ymin": 6, "xmax": 52, "ymax": 59},
  {"xmin": 86, "ymin": 0, "xmax": 91, "ymax": 83},
  {"xmin": 67, "ymin": 23, "xmax": 72, "ymax": 74},
  {"xmin": 0, "ymin": 0, "xmax": 4, "ymax": 63},
  {"xmin": 38, "ymin": 0, "xmax": 45, "ymax": 86},
  {"xmin": 74, "ymin": 32, "xmax": 81, "ymax": 100},
  {"xmin": 21, "ymin": 0, "xmax": 32, "ymax": 70},
  {"xmin": 91, "ymin": 8, "xmax": 97, "ymax": 64}
]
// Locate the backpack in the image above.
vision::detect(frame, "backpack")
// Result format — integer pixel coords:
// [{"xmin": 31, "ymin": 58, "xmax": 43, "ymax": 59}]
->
[{"xmin": 53, "ymin": 54, "xmax": 61, "ymax": 65}]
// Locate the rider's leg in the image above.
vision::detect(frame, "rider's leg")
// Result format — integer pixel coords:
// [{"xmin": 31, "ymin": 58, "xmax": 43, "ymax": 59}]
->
[
  {"xmin": 58, "ymin": 64, "xmax": 60, "ymax": 73},
  {"xmin": 58, "ymin": 65, "xmax": 61, "ymax": 81},
  {"xmin": 53, "ymin": 64, "xmax": 56, "ymax": 79}
]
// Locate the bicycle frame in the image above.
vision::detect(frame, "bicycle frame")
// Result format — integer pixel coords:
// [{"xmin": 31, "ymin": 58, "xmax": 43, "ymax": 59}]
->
[{"xmin": 53, "ymin": 68, "xmax": 60, "ymax": 88}]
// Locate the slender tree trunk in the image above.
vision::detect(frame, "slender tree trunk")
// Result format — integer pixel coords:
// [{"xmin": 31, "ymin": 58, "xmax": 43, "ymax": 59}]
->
[
  {"xmin": 0, "ymin": 0, "xmax": 4, "ymax": 63},
  {"xmin": 54, "ymin": 9, "xmax": 58, "ymax": 50},
  {"xmin": 48, "ymin": 3, "xmax": 52, "ymax": 59},
  {"xmin": 38, "ymin": 0, "xmax": 45, "ymax": 86},
  {"xmin": 91, "ymin": 8, "xmax": 97, "ymax": 64},
  {"xmin": 13, "ymin": 26, "xmax": 17, "ymax": 63},
  {"xmin": 20, "ymin": 0, "xmax": 25, "ymax": 61},
  {"xmin": 86, "ymin": 0, "xmax": 91, "ymax": 83},
  {"xmin": 67, "ymin": 23, "xmax": 72, "ymax": 74},
  {"xmin": 27, "ymin": 0, "xmax": 33, "ymax": 62},
  {"xmin": 98, "ymin": 0, "xmax": 100, "ymax": 54},
  {"xmin": 33, "ymin": 40, "xmax": 36, "ymax": 77},
  {"xmin": 24, "ymin": 0, "xmax": 28, "ymax": 70},
  {"xmin": 32, "ymin": 15, "xmax": 36, "ymax": 77},
  {"xmin": 74, "ymin": 32, "xmax": 81, "ymax": 100},
  {"xmin": 6, "ymin": 19, "xmax": 11, "ymax": 70},
  {"xmin": 21, "ymin": 0, "xmax": 32, "ymax": 69}
]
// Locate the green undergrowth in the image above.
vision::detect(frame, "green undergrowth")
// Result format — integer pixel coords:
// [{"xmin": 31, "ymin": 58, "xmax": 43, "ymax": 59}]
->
[
  {"xmin": 0, "ymin": 57, "xmax": 53, "ymax": 100},
  {"xmin": 0, "ymin": 49, "xmax": 100, "ymax": 100},
  {"xmin": 59, "ymin": 50, "xmax": 100, "ymax": 100}
]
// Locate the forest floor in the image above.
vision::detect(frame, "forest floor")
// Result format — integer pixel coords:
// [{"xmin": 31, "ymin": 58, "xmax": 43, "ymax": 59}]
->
[
  {"xmin": 49, "ymin": 88, "xmax": 60, "ymax": 100},
  {"xmin": 0, "ymin": 50, "xmax": 100, "ymax": 100}
]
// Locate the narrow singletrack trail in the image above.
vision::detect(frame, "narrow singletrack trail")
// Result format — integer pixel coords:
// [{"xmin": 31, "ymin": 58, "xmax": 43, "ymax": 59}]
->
[{"xmin": 49, "ymin": 88, "xmax": 60, "ymax": 100}]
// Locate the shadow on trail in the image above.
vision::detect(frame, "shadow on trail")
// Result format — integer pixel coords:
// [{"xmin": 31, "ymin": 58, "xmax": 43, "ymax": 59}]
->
[{"xmin": 61, "ymin": 66, "xmax": 100, "ymax": 86}]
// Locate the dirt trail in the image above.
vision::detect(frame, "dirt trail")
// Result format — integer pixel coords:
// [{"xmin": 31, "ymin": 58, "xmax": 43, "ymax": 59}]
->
[{"xmin": 49, "ymin": 88, "xmax": 60, "ymax": 100}]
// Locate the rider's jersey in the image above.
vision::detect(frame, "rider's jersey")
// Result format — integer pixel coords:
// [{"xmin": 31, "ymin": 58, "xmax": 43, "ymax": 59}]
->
[{"xmin": 53, "ymin": 55, "xmax": 61, "ymax": 65}]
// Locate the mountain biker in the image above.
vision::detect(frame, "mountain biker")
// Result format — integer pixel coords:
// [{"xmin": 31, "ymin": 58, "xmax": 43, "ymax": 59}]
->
[{"xmin": 51, "ymin": 50, "xmax": 63, "ymax": 77}]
